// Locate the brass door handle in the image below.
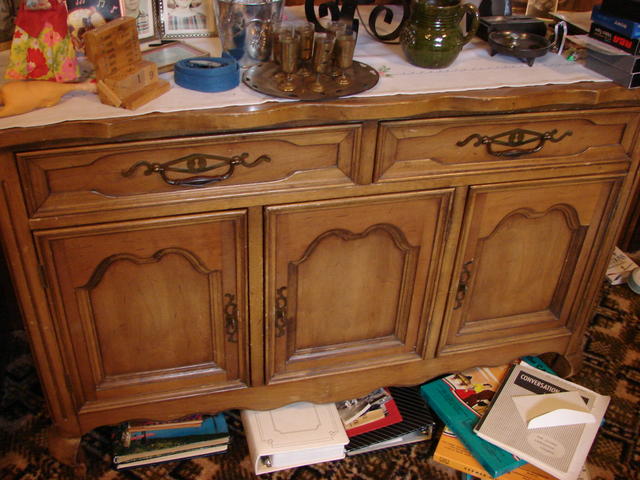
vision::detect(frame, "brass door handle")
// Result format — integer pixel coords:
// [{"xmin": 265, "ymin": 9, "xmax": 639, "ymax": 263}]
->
[
  {"xmin": 456, "ymin": 128, "xmax": 572, "ymax": 158},
  {"xmin": 453, "ymin": 259, "xmax": 474, "ymax": 310},
  {"xmin": 275, "ymin": 286, "xmax": 288, "ymax": 337},
  {"xmin": 122, "ymin": 152, "xmax": 271, "ymax": 187},
  {"xmin": 224, "ymin": 293, "xmax": 238, "ymax": 343}
]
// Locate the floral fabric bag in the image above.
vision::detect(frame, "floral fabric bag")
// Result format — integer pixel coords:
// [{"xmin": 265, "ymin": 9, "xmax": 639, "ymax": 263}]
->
[{"xmin": 5, "ymin": 0, "xmax": 79, "ymax": 81}]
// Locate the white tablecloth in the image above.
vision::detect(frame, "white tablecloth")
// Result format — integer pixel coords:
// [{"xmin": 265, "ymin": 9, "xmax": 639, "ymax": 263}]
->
[{"xmin": 0, "ymin": 5, "xmax": 609, "ymax": 131}]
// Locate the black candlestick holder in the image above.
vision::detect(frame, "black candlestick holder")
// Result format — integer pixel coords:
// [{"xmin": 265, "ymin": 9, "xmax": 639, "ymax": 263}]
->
[
  {"xmin": 304, "ymin": 0, "xmax": 360, "ymax": 35},
  {"xmin": 365, "ymin": 1, "xmax": 411, "ymax": 42},
  {"xmin": 304, "ymin": 0, "xmax": 411, "ymax": 43}
]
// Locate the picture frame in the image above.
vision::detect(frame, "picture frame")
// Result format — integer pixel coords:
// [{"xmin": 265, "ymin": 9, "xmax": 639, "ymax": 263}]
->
[
  {"xmin": 525, "ymin": 0, "xmax": 558, "ymax": 18},
  {"xmin": 141, "ymin": 40, "xmax": 209, "ymax": 72},
  {"xmin": 0, "ymin": 0, "xmax": 20, "ymax": 44},
  {"xmin": 122, "ymin": 0, "xmax": 158, "ymax": 41},
  {"xmin": 158, "ymin": 0, "xmax": 215, "ymax": 39},
  {"xmin": 66, "ymin": 0, "xmax": 123, "ymax": 50}
]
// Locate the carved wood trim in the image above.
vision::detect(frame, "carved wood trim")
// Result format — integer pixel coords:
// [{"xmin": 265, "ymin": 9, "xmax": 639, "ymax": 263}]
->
[
  {"xmin": 81, "ymin": 247, "xmax": 216, "ymax": 288},
  {"xmin": 279, "ymin": 223, "xmax": 420, "ymax": 370},
  {"xmin": 75, "ymin": 248, "xmax": 226, "ymax": 392},
  {"xmin": 458, "ymin": 203, "xmax": 585, "ymax": 335}
]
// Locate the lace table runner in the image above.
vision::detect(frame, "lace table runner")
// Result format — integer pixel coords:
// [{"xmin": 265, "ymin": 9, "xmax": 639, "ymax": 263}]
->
[{"xmin": 0, "ymin": 6, "xmax": 608, "ymax": 131}]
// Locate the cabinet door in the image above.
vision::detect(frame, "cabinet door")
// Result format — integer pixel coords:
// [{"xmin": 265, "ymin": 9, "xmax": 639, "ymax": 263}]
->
[
  {"xmin": 35, "ymin": 211, "xmax": 247, "ymax": 410},
  {"xmin": 440, "ymin": 177, "xmax": 621, "ymax": 355},
  {"xmin": 265, "ymin": 191, "xmax": 453, "ymax": 383}
]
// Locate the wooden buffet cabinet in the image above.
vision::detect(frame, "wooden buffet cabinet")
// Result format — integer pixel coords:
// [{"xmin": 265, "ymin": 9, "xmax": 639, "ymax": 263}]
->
[{"xmin": 1, "ymin": 81, "xmax": 640, "ymax": 469}]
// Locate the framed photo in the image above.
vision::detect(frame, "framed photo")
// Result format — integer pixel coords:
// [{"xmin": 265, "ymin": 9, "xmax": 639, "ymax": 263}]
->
[
  {"xmin": 122, "ymin": 0, "xmax": 158, "ymax": 40},
  {"xmin": 66, "ymin": 0, "xmax": 122, "ymax": 50},
  {"xmin": 141, "ymin": 40, "xmax": 208, "ymax": 72},
  {"xmin": 0, "ymin": 0, "xmax": 20, "ymax": 44},
  {"xmin": 159, "ymin": 0, "xmax": 215, "ymax": 38},
  {"xmin": 525, "ymin": 0, "xmax": 558, "ymax": 18}
]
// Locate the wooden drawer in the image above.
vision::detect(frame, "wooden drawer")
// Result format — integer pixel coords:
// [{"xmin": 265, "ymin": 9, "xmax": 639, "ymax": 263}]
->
[
  {"xmin": 17, "ymin": 125, "xmax": 363, "ymax": 218},
  {"xmin": 376, "ymin": 111, "xmax": 637, "ymax": 182}
]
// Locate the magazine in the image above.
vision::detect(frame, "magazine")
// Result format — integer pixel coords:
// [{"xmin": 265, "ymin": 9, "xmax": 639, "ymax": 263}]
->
[{"xmin": 474, "ymin": 364, "xmax": 610, "ymax": 480}]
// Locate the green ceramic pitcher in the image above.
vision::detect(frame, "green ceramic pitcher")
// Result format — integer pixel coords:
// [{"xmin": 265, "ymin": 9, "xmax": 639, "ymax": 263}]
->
[{"xmin": 400, "ymin": 0, "xmax": 479, "ymax": 69}]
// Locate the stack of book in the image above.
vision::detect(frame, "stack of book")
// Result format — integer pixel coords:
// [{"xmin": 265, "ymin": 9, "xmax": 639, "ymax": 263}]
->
[
  {"xmin": 239, "ymin": 387, "xmax": 439, "ymax": 475},
  {"xmin": 112, "ymin": 413, "xmax": 230, "ymax": 469},
  {"xmin": 585, "ymin": 1, "xmax": 640, "ymax": 88},
  {"xmin": 421, "ymin": 357, "xmax": 608, "ymax": 480},
  {"xmin": 337, "ymin": 386, "xmax": 440, "ymax": 456},
  {"xmin": 434, "ymin": 426, "xmax": 559, "ymax": 480}
]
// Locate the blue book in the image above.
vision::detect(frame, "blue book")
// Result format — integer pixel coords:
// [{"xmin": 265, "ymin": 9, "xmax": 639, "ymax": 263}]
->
[
  {"xmin": 592, "ymin": 5, "xmax": 640, "ymax": 39},
  {"xmin": 420, "ymin": 356, "xmax": 555, "ymax": 478},
  {"xmin": 128, "ymin": 413, "xmax": 228, "ymax": 441}
]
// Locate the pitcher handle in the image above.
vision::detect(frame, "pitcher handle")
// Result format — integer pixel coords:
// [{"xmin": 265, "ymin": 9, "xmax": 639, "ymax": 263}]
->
[{"xmin": 461, "ymin": 3, "xmax": 479, "ymax": 45}]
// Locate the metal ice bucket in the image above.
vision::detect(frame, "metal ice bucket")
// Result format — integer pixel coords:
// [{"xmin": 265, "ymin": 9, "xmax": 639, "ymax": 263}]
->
[{"xmin": 213, "ymin": 0, "xmax": 284, "ymax": 67}]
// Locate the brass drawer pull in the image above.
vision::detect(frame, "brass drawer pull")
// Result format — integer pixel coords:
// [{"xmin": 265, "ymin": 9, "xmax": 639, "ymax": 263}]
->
[
  {"xmin": 122, "ymin": 152, "xmax": 271, "ymax": 187},
  {"xmin": 456, "ymin": 128, "xmax": 572, "ymax": 158}
]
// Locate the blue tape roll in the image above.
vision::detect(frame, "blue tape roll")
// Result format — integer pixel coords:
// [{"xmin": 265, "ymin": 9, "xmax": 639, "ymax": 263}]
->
[{"xmin": 174, "ymin": 56, "xmax": 240, "ymax": 92}]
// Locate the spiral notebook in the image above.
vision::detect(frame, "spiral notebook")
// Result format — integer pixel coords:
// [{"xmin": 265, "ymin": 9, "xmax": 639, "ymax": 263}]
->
[{"xmin": 345, "ymin": 386, "xmax": 439, "ymax": 456}]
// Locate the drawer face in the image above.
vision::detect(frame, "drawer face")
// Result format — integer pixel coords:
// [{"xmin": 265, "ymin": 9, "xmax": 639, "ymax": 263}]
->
[
  {"xmin": 376, "ymin": 111, "xmax": 637, "ymax": 181},
  {"xmin": 18, "ymin": 125, "xmax": 362, "ymax": 218}
]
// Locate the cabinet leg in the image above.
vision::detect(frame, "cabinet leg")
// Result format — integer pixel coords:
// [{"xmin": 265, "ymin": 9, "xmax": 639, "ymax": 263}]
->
[
  {"xmin": 538, "ymin": 351, "xmax": 580, "ymax": 378},
  {"xmin": 48, "ymin": 426, "xmax": 86, "ymax": 479},
  {"xmin": 562, "ymin": 350, "xmax": 583, "ymax": 378}
]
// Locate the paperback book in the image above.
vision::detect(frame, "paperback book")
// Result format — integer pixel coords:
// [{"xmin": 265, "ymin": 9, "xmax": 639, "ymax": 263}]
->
[
  {"xmin": 474, "ymin": 363, "xmax": 610, "ymax": 480},
  {"xmin": 115, "ymin": 443, "xmax": 228, "ymax": 469},
  {"xmin": 420, "ymin": 356, "xmax": 555, "ymax": 478},
  {"xmin": 127, "ymin": 413, "xmax": 203, "ymax": 433},
  {"xmin": 591, "ymin": 5, "xmax": 640, "ymax": 38},
  {"xmin": 421, "ymin": 362, "xmax": 524, "ymax": 477},
  {"xmin": 589, "ymin": 23, "xmax": 640, "ymax": 56},
  {"xmin": 126, "ymin": 413, "xmax": 224, "ymax": 441},
  {"xmin": 113, "ymin": 414, "xmax": 230, "ymax": 465},
  {"xmin": 433, "ymin": 426, "xmax": 558, "ymax": 480}
]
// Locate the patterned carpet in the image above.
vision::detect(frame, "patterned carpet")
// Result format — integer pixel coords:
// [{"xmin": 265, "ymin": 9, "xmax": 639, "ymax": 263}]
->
[{"xmin": 0, "ymin": 283, "xmax": 637, "ymax": 480}]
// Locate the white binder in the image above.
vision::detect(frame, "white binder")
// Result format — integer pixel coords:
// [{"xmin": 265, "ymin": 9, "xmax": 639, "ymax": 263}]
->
[{"xmin": 241, "ymin": 402, "xmax": 349, "ymax": 475}]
